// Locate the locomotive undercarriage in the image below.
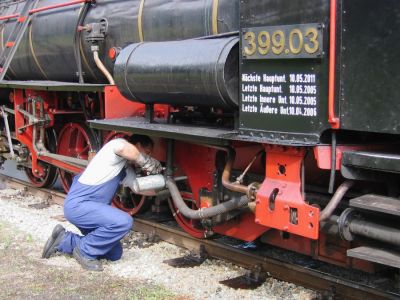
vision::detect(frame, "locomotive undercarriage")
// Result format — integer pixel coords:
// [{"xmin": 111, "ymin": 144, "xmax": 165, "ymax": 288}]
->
[{"xmin": 0, "ymin": 86, "xmax": 399, "ymax": 275}]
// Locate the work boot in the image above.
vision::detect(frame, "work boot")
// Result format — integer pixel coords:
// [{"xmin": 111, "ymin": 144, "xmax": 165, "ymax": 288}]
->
[
  {"xmin": 73, "ymin": 247, "xmax": 103, "ymax": 272},
  {"xmin": 42, "ymin": 224, "xmax": 65, "ymax": 259}
]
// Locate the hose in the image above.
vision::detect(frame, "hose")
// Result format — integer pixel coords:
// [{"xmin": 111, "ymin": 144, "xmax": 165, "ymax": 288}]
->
[
  {"xmin": 166, "ymin": 178, "xmax": 250, "ymax": 220},
  {"xmin": 320, "ymin": 180, "xmax": 354, "ymax": 222},
  {"xmin": 93, "ymin": 50, "xmax": 115, "ymax": 85}
]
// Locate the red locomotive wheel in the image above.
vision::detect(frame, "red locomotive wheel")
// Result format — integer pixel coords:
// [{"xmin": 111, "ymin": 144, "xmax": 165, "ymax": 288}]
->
[
  {"xmin": 168, "ymin": 191, "xmax": 207, "ymax": 239},
  {"xmin": 103, "ymin": 131, "xmax": 129, "ymax": 143},
  {"xmin": 24, "ymin": 129, "xmax": 58, "ymax": 188},
  {"xmin": 56, "ymin": 123, "xmax": 99, "ymax": 193},
  {"xmin": 105, "ymin": 131, "xmax": 153, "ymax": 215}
]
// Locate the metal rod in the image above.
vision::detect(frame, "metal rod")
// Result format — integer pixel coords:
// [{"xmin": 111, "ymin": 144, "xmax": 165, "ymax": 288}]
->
[
  {"xmin": 349, "ymin": 219, "xmax": 400, "ymax": 246},
  {"xmin": 0, "ymin": 13, "xmax": 19, "ymax": 21},
  {"xmin": 236, "ymin": 149, "xmax": 263, "ymax": 184},
  {"xmin": 37, "ymin": 151, "xmax": 88, "ymax": 167},
  {"xmin": 0, "ymin": 0, "xmax": 89, "ymax": 21},
  {"xmin": 29, "ymin": 0, "xmax": 89, "ymax": 14}
]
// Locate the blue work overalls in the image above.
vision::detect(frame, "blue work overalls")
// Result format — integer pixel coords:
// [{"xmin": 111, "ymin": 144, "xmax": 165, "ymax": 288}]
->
[{"xmin": 57, "ymin": 169, "xmax": 133, "ymax": 261}]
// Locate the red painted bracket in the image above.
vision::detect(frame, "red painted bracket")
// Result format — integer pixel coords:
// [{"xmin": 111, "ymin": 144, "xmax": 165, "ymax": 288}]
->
[
  {"xmin": 5, "ymin": 41, "xmax": 15, "ymax": 48},
  {"xmin": 17, "ymin": 16, "xmax": 27, "ymax": 23},
  {"xmin": 14, "ymin": 90, "xmax": 45, "ymax": 177},
  {"xmin": 255, "ymin": 146, "xmax": 320, "ymax": 240}
]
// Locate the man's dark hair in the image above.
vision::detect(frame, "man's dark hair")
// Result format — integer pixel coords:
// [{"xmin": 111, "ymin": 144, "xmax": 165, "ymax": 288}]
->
[{"xmin": 127, "ymin": 134, "xmax": 154, "ymax": 148}]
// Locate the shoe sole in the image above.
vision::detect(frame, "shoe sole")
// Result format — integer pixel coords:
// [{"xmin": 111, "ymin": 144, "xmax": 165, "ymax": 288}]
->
[{"xmin": 42, "ymin": 224, "xmax": 65, "ymax": 259}]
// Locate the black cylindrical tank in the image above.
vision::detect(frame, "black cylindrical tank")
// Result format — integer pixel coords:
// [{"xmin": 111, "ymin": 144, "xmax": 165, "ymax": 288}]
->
[
  {"xmin": 0, "ymin": 0, "xmax": 239, "ymax": 82},
  {"xmin": 114, "ymin": 36, "xmax": 239, "ymax": 109}
]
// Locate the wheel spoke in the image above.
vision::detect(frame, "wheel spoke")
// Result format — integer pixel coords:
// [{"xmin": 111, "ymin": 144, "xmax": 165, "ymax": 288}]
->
[
  {"xmin": 76, "ymin": 145, "xmax": 89, "ymax": 156},
  {"xmin": 66, "ymin": 127, "xmax": 74, "ymax": 151},
  {"xmin": 57, "ymin": 123, "xmax": 97, "ymax": 192}
]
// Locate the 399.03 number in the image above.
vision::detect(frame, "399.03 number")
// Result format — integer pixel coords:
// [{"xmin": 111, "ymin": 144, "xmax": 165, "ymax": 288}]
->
[{"xmin": 243, "ymin": 27, "xmax": 320, "ymax": 57}]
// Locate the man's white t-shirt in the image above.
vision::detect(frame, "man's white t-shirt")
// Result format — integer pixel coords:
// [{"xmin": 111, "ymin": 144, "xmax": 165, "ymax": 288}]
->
[{"xmin": 78, "ymin": 138, "xmax": 127, "ymax": 185}]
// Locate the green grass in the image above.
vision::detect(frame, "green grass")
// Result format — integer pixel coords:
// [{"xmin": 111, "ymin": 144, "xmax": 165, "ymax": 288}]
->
[{"xmin": 128, "ymin": 286, "xmax": 176, "ymax": 300}]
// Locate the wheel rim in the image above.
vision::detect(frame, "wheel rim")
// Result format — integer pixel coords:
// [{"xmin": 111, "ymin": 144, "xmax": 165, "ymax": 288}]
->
[
  {"xmin": 56, "ymin": 123, "xmax": 98, "ymax": 192},
  {"xmin": 24, "ymin": 130, "xmax": 58, "ymax": 188},
  {"xmin": 25, "ymin": 160, "xmax": 57, "ymax": 188},
  {"xmin": 168, "ymin": 190, "xmax": 207, "ymax": 239}
]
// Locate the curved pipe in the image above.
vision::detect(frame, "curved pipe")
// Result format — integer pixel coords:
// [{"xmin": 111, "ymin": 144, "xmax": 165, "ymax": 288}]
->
[
  {"xmin": 320, "ymin": 180, "xmax": 354, "ymax": 222},
  {"xmin": 221, "ymin": 147, "xmax": 248, "ymax": 194},
  {"xmin": 166, "ymin": 178, "xmax": 250, "ymax": 220},
  {"xmin": 93, "ymin": 50, "xmax": 115, "ymax": 85}
]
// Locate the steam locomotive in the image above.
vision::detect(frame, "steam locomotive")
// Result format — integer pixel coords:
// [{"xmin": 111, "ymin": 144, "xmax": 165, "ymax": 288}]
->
[{"xmin": 0, "ymin": 0, "xmax": 399, "ymax": 273}]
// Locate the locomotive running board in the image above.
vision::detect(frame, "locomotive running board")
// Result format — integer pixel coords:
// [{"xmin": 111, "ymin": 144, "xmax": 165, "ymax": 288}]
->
[
  {"xmin": 90, "ymin": 116, "xmax": 235, "ymax": 146},
  {"xmin": 90, "ymin": 116, "xmax": 318, "ymax": 146}
]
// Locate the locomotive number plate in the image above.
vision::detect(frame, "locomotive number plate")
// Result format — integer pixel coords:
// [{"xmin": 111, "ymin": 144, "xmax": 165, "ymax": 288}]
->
[{"xmin": 242, "ymin": 23, "xmax": 323, "ymax": 60}]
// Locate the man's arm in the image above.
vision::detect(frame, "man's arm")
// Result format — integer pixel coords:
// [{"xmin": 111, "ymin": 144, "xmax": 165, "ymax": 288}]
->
[
  {"xmin": 114, "ymin": 140, "xmax": 162, "ymax": 175},
  {"xmin": 114, "ymin": 140, "xmax": 141, "ymax": 161}
]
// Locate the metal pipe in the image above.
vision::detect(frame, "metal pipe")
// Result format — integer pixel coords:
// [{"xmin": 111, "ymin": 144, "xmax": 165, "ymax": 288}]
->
[
  {"xmin": 320, "ymin": 180, "xmax": 354, "ymax": 222},
  {"xmin": 166, "ymin": 178, "xmax": 250, "ymax": 220},
  {"xmin": 221, "ymin": 147, "xmax": 248, "ymax": 194},
  {"xmin": 349, "ymin": 219, "xmax": 400, "ymax": 246},
  {"xmin": 93, "ymin": 50, "xmax": 115, "ymax": 85}
]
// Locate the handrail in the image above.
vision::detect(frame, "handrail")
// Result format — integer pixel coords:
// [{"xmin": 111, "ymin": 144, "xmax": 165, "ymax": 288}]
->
[
  {"xmin": 0, "ymin": 0, "xmax": 91, "ymax": 21},
  {"xmin": 328, "ymin": 0, "xmax": 340, "ymax": 129}
]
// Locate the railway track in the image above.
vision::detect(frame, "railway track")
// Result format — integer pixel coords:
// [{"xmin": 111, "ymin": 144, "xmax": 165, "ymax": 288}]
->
[{"xmin": 0, "ymin": 174, "xmax": 398, "ymax": 300}]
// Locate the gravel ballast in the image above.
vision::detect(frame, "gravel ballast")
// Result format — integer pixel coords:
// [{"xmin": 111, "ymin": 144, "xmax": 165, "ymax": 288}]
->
[{"xmin": 0, "ymin": 186, "xmax": 318, "ymax": 300}]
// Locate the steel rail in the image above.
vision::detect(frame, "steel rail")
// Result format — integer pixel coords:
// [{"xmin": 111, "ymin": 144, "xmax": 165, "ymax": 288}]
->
[{"xmin": 0, "ymin": 174, "xmax": 397, "ymax": 300}]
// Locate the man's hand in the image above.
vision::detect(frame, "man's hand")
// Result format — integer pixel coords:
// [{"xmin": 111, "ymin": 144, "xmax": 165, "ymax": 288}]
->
[{"xmin": 136, "ymin": 153, "xmax": 163, "ymax": 175}]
